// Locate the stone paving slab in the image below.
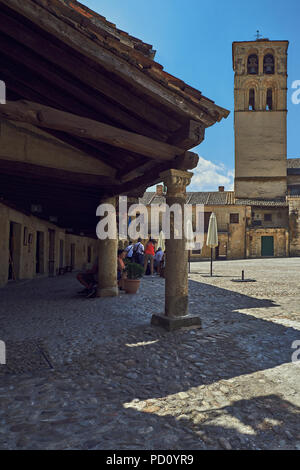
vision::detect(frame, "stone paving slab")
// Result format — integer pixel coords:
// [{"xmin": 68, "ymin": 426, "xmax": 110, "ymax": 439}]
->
[{"xmin": 0, "ymin": 258, "xmax": 299, "ymax": 450}]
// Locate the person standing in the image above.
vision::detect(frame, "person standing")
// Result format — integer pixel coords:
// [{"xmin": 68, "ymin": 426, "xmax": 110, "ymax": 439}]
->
[
  {"xmin": 144, "ymin": 238, "xmax": 156, "ymax": 276},
  {"xmin": 125, "ymin": 240, "xmax": 134, "ymax": 262},
  {"xmin": 133, "ymin": 238, "xmax": 144, "ymax": 266},
  {"xmin": 117, "ymin": 249, "xmax": 127, "ymax": 290},
  {"xmin": 154, "ymin": 247, "xmax": 164, "ymax": 275}
]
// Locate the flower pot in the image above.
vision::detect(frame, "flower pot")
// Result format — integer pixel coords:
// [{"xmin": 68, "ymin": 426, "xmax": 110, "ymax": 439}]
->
[{"xmin": 124, "ymin": 278, "xmax": 141, "ymax": 294}]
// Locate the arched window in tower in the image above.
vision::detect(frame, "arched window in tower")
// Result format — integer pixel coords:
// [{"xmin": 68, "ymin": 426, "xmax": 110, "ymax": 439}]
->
[
  {"xmin": 264, "ymin": 54, "xmax": 275, "ymax": 74},
  {"xmin": 266, "ymin": 88, "xmax": 273, "ymax": 110},
  {"xmin": 249, "ymin": 88, "xmax": 255, "ymax": 110},
  {"xmin": 247, "ymin": 54, "xmax": 258, "ymax": 74}
]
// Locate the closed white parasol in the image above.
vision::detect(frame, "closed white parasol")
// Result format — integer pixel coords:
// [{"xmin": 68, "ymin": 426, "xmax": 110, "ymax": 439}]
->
[
  {"xmin": 206, "ymin": 212, "xmax": 218, "ymax": 276},
  {"xmin": 158, "ymin": 230, "xmax": 166, "ymax": 252}
]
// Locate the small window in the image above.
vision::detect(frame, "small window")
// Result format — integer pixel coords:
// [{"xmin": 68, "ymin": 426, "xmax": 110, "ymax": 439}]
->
[
  {"xmin": 264, "ymin": 213, "xmax": 272, "ymax": 222},
  {"xmin": 264, "ymin": 54, "xmax": 274, "ymax": 74},
  {"xmin": 230, "ymin": 213, "xmax": 239, "ymax": 224},
  {"xmin": 247, "ymin": 54, "xmax": 258, "ymax": 74},
  {"xmin": 249, "ymin": 88, "xmax": 255, "ymax": 110},
  {"xmin": 204, "ymin": 212, "xmax": 212, "ymax": 232},
  {"xmin": 266, "ymin": 88, "xmax": 273, "ymax": 110}
]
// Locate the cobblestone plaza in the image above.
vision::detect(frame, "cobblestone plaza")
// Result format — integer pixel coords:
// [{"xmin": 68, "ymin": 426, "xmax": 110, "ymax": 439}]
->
[{"xmin": 0, "ymin": 257, "xmax": 299, "ymax": 450}]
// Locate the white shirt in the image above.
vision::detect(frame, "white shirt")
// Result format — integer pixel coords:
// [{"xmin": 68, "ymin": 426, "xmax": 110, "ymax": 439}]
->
[
  {"xmin": 134, "ymin": 242, "xmax": 144, "ymax": 255},
  {"xmin": 154, "ymin": 250, "xmax": 164, "ymax": 263},
  {"xmin": 125, "ymin": 244, "xmax": 134, "ymax": 258}
]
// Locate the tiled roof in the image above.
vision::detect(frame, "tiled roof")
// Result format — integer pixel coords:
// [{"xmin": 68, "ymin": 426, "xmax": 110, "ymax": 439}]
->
[
  {"xmin": 140, "ymin": 191, "xmax": 235, "ymax": 205},
  {"xmin": 35, "ymin": 0, "xmax": 229, "ymax": 123},
  {"xmin": 287, "ymin": 159, "xmax": 300, "ymax": 168},
  {"xmin": 62, "ymin": 0, "xmax": 156, "ymax": 58},
  {"xmin": 235, "ymin": 198, "xmax": 288, "ymax": 207}
]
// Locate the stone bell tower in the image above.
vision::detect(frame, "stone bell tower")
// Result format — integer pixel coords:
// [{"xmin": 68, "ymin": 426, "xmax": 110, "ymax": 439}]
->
[{"xmin": 233, "ymin": 39, "xmax": 289, "ymax": 199}]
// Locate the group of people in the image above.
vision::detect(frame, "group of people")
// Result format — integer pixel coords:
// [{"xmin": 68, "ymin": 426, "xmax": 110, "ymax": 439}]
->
[
  {"xmin": 77, "ymin": 238, "xmax": 165, "ymax": 297},
  {"xmin": 124, "ymin": 238, "xmax": 165, "ymax": 276}
]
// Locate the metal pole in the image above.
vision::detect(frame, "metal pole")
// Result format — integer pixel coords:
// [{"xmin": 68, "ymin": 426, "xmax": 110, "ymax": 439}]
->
[{"xmin": 210, "ymin": 248, "xmax": 213, "ymax": 277}]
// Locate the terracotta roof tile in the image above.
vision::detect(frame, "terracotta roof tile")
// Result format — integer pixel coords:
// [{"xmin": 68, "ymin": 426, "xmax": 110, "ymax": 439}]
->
[
  {"xmin": 32, "ymin": 0, "xmax": 229, "ymax": 123},
  {"xmin": 287, "ymin": 158, "xmax": 300, "ymax": 168}
]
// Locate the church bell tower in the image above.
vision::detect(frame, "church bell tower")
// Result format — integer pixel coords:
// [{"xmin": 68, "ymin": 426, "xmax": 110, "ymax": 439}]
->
[{"xmin": 233, "ymin": 38, "xmax": 289, "ymax": 199}]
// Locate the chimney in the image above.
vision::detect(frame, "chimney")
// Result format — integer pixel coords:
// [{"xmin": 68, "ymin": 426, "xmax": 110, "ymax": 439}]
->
[
  {"xmin": 218, "ymin": 186, "xmax": 225, "ymax": 192},
  {"xmin": 156, "ymin": 185, "xmax": 163, "ymax": 196}
]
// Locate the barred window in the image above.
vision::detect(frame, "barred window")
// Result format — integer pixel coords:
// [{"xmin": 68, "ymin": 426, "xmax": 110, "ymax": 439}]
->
[{"xmin": 230, "ymin": 213, "xmax": 239, "ymax": 224}]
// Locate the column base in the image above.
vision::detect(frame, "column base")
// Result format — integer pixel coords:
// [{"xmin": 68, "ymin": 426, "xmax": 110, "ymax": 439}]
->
[
  {"xmin": 151, "ymin": 313, "xmax": 202, "ymax": 331},
  {"xmin": 97, "ymin": 286, "xmax": 119, "ymax": 298}
]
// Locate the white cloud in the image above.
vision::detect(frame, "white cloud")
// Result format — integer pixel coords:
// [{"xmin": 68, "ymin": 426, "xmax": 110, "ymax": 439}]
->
[
  {"xmin": 147, "ymin": 156, "xmax": 234, "ymax": 192},
  {"xmin": 189, "ymin": 156, "xmax": 234, "ymax": 191}
]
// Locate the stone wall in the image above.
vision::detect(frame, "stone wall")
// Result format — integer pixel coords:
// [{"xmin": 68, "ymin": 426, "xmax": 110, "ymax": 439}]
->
[
  {"xmin": 233, "ymin": 40, "xmax": 288, "ymax": 200},
  {"xmin": 246, "ymin": 227, "xmax": 288, "ymax": 258},
  {"xmin": 235, "ymin": 111, "xmax": 287, "ymax": 199},
  {"xmin": 0, "ymin": 202, "xmax": 98, "ymax": 288}
]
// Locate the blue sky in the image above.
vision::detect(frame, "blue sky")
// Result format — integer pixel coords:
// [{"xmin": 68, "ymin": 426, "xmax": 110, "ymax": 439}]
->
[{"xmin": 84, "ymin": 0, "xmax": 300, "ymax": 191}]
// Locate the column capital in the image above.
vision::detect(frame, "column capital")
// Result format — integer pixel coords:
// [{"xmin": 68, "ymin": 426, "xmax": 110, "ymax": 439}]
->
[{"xmin": 159, "ymin": 169, "xmax": 193, "ymax": 197}]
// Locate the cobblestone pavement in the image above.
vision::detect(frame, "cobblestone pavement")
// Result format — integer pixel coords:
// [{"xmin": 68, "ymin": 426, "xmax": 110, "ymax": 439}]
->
[{"xmin": 0, "ymin": 257, "xmax": 299, "ymax": 450}]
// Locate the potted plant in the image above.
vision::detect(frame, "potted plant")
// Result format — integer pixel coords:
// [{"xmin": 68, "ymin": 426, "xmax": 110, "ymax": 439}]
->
[{"xmin": 124, "ymin": 262, "xmax": 144, "ymax": 294}]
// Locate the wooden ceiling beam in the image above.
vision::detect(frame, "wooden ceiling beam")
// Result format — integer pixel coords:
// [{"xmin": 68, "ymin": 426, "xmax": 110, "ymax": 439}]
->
[
  {"xmin": 0, "ymin": 33, "xmax": 168, "ymax": 142},
  {"xmin": 0, "ymin": 6, "xmax": 181, "ymax": 133},
  {"xmin": 0, "ymin": 70, "xmax": 123, "ymax": 170},
  {"xmin": 118, "ymin": 151, "xmax": 199, "ymax": 182},
  {"xmin": 109, "ymin": 153, "xmax": 199, "ymax": 197},
  {"xmin": 0, "ymin": 0, "xmax": 218, "ymax": 125},
  {"xmin": 0, "ymin": 101, "xmax": 194, "ymax": 162},
  {"xmin": 167, "ymin": 120, "xmax": 205, "ymax": 150},
  {"xmin": 0, "ymin": 70, "xmax": 143, "ymax": 171},
  {"xmin": 0, "ymin": 159, "xmax": 119, "ymax": 189}
]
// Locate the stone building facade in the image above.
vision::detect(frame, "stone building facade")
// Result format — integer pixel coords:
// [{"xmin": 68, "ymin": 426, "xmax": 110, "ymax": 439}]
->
[
  {"xmin": 141, "ymin": 38, "xmax": 300, "ymax": 261},
  {"xmin": 0, "ymin": 201, "xmax": 98, "ymax": 288}
]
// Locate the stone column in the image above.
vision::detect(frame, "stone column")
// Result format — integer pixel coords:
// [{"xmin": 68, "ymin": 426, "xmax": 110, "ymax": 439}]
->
[
  {"xmin": 151, "ymin": 169, "xmax": 201, "ymax": 331},
  {"xmin": 97, "ymin": 197, "xmax": 118, "ymax": 298}
]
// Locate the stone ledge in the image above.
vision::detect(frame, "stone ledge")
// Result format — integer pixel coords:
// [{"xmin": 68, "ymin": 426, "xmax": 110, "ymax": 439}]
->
[{"xmin": 151, "ymin": 313, "xmax": 202, "ymax": 332}]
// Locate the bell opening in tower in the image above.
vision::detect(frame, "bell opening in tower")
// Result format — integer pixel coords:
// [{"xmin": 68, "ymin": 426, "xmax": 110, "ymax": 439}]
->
[
  {"xmin": 264, "ymin": 54, "xmax": 275, "ymax": 74},
  {"xmin": 247, "ymin": 54, "xmax": 258, "ymax": 74}
]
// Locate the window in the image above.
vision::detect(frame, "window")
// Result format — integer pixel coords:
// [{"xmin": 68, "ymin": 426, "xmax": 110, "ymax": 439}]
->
[
  {"xmin": 247, "ymin": 54, "xmax": 258, "ymax": 74},
  {"xmin": 266, "ymin": 88, "xmax": 273, "ymax": 110},
  {"xmin": 230, "ymin": 213, "xmax": 239, "ymax": 224},
  {"xmin": 264, "ymin": 213, "xmax": 272, "ymax": 222},
  {"xmin": 249, "ymin": 88, "xmax": 255, "ymax": 110},
  {"xmin": 204, "ymin": 212, "xmax": 212, "ymax": 232},
  {"xmin": 264, "ymin": 54, "xmax": 274, "ymax": 74}
]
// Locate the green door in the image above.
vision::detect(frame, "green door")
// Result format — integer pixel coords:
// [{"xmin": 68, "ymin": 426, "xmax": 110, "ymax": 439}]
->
[{"xmin": 261, "ymin": 236, "xmax": 274, "ymax": 257}]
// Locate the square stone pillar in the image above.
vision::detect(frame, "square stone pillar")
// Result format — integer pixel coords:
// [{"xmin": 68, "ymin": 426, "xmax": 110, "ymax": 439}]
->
[
  {"xmin": 97, "ymin": 197, "xmax": 119, "ymax": 298},
  {"xmin": 151, "ymin": 169, "xmax": 201, "ymax": 331}
]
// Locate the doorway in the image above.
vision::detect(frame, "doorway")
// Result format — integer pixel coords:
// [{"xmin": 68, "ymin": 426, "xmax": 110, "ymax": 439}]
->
[
  {"xmin": 70, "ymin": 243, "xmax": 76, "ymax": 269},
  {"xmin": 36, "ymin": 231, "xmax": 45, "ymax": 274},
  {"xmin": 48, "ymin": 229, "xmax": 55, "ymax": 276},
  {"xmin": 59, "ymin": 239, "xmax": 64, "ymax": 269},
  {"xmin": 261, "ymin": 236, "xmax": 274, "ymax": 257},
  {"xmin": 8, "ymin": 221, "xmax": 22, "ymax": 281}
]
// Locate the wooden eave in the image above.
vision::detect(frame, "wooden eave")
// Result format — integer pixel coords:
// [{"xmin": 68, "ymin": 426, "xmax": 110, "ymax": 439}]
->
[{"xmin": 0, "ymin": 0, "xmax": 229, "ymax": 233}]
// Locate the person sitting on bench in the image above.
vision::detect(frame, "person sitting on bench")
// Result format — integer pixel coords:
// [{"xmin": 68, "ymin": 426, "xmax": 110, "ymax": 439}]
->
[{"xmin": 77, "ymin": 257, "xmax": 98, "ymax": 297}]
